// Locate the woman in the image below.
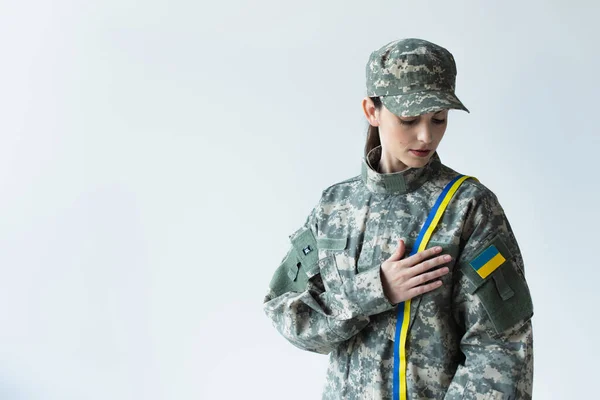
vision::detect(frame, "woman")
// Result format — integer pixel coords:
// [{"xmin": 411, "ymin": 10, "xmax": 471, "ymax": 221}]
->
[{"xmin": 262, "ymin": 38, "xmax": 534, "ymax": 400}]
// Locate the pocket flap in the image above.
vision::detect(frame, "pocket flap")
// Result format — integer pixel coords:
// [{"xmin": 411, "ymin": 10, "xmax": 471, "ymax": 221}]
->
[{"xmin": 316, "ymin": 237, "xmax": 347, "ymax": 250}]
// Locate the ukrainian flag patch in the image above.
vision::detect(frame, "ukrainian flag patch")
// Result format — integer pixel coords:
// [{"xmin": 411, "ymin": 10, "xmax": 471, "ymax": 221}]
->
[{"xmin": 470, "ymin": 244, "xmax": 506, "ymax": 279}]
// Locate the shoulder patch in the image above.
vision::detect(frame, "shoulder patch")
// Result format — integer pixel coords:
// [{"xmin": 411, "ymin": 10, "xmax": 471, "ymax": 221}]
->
[
  {"xmin": 461, "ymin": 233, "xmax": 514, "ymax": 293},
  {"xmin": 469, "ymin": 243, "xmax": 506, "ymax": 279}
]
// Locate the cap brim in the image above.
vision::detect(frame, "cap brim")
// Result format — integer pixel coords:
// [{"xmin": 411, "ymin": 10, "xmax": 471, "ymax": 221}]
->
[{"xmin": 380, "ymin": 90, "xmax": 469, "ymax": 117}]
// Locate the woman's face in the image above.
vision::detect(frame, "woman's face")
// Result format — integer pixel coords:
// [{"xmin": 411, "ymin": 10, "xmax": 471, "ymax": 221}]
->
[{"xmin": 364, "ymin": 98, "xmax": 449, "ymax": 171}]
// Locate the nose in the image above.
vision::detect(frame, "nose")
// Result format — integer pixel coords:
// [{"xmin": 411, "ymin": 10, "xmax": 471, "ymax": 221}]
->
[{"xmin": 416, "ymin": 125, "xmax": 433, "ymax": 144}]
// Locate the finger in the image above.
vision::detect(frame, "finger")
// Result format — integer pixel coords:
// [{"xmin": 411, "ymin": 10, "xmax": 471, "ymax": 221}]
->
[
  {"xmin": 405, "ymin": 279, "xmax": 444, "ymax": 298},
  {"xmin": 405, "ymin": 266, "xmax": 450, "ymax": 288},
  {"xmin": 405, "ymin": 254, "xmax": 452, "ymax": 278},
  {"xmin": 402, "ymin": 245, "xmax": 444, "ymax": 268},
  {"xmin": 387, "ymin": 239, "xmax": 405, "ymax": 262}
]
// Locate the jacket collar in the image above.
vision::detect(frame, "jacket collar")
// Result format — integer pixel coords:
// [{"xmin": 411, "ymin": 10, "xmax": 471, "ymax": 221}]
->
[{"xmin": 360, "ymin": 145, "xmax": 442, "ymax": 195}]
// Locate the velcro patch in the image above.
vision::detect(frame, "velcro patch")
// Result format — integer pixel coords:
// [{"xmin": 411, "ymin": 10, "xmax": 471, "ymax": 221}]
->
[{"xmin": 469, "ymin": 244, "xmax": 506, "ymax": 279}]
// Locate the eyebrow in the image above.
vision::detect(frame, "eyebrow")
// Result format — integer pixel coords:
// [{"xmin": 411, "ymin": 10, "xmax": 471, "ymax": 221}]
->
[{"xmin": 434, "ymin": 110, "xmax": 446, "ymax": 114}]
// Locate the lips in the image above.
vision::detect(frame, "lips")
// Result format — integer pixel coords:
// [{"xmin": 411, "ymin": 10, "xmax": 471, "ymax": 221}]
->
[{"xmin": 410, "ymin": 149, "xmax": 431, "ymax": 157}]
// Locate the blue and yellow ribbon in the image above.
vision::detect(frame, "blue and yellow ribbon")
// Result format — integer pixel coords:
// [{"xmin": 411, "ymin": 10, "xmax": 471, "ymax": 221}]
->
[{"xmin": 392, "ymin": 174, "xmax": 476, "ymax": 400}]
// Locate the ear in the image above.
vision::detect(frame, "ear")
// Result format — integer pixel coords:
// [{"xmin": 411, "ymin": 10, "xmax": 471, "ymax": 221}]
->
[{"xmin": 361, "ymin": 97, "xmax": 380, "ymax": 127}]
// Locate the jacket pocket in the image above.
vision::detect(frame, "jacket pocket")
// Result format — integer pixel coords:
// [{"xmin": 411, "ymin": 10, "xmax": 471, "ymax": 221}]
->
[
  {"xmin": 316, "ymin": 236, "xmax": 348, "ymax": 292},
  {"xmin": 460, "ymin": 233, "xmax": 534, "ymax": 335},
  {"xmin": 316, "ymin": 254, "xmax": 343, "ymax": 292}
]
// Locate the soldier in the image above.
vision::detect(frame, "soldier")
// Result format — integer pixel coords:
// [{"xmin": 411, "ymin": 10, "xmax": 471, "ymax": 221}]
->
[{"xmin": 262, "ymin": 38, "xmax": 534, "ymax": 400}]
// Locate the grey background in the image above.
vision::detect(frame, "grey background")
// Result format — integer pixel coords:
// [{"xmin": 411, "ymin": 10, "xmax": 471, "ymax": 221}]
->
[{"xmin": 0, "ymin": 0, "xmax": 598, "ymax": 399}]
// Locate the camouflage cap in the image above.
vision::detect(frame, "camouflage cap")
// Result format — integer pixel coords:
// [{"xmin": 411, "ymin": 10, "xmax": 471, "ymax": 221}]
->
[{"xmin": 366, "ymin": 38, "xmax": 469, "ymax": 117}]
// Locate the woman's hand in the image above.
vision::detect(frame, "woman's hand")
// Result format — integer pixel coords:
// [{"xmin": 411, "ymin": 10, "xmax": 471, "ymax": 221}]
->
[{"xmin": 380, "ymin": 239, "xmax": 451, "ymax": 305}]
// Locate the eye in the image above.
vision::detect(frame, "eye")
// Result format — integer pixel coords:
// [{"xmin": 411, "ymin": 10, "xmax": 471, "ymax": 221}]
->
[
  {"xmin": 432, "ymin": 118, "xmax": 446, "ymax": 124},
  {"xmin": 399, "ymin": 119, "xmax": 417, "ymax": 126}
]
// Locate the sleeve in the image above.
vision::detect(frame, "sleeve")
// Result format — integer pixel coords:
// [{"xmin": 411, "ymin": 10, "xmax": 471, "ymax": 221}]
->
[
  {"xmin": 262, "ymin": 196, "xmax": 396, "ymax": 355},
  {"xmin": 444, "ymin": 189, "xmax": 534, "ymax": 400}
]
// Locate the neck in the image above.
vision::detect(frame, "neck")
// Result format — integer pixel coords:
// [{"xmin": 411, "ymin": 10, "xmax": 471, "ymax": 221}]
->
[
  {"xmin": 378, "ymin": 151, "xmax": 410, "ymax": 174},
  {"xmin": 361, "ymin": 145, "xmax": 442, "ymax": 195}
]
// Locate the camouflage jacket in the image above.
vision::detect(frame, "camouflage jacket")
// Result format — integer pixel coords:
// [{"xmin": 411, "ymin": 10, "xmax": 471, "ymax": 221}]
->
[{"xmin": 263, "ymin": 148, "xmax": 534, "ymax": 399}]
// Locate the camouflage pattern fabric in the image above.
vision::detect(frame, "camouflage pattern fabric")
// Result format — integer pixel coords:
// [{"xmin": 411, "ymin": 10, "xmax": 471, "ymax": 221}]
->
[{"xmin": 263, "ymin": 147, "xmax": 534, "ymax": 400}]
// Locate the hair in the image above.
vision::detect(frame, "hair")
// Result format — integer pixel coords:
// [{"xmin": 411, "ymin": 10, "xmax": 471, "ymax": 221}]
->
[{"xmin": 364, "ymin": 96, "xmax": 382, "ymax": 157}]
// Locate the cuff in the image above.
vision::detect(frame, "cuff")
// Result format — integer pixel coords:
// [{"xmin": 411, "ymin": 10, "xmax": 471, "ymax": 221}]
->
[{"xmin": 342, "ymin": 266, "xmax": 396, "ymax": 316}]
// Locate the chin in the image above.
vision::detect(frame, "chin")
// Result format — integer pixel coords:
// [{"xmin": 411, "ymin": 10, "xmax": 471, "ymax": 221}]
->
[{"xmin": 404, "ymin": 156, "xmax": 431, "ymax": 168}]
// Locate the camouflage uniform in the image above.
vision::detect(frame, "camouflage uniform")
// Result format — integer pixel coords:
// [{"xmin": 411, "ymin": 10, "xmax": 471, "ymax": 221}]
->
[{"xmin": 262, "ymin": 39, "xmax": 534, "ymax": 399}]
